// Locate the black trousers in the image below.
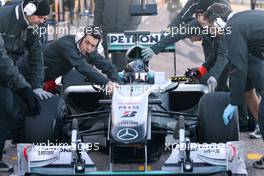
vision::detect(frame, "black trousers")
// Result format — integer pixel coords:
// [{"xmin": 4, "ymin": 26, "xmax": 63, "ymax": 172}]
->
[
  {"xmin": 246, "ymin": 56, "xmax": 264, "ymax": 139},
  {"xmin": 237, "ymin": 57, "xmax": 264, "ymax": 131},
  {"xmin": 0, "ymin": 55, "xmax": 29, "ymax": 160},
  {"xmin": 0, "ymin": 87, "xmax": 26, "ymax": 160},
  {"xmin": 199, "ymin": 65, "xmax": 250, "ymax": 129}
]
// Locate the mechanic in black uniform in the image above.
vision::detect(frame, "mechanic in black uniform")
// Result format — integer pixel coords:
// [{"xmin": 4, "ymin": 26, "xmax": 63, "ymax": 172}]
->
[
  {"xmin": 43, "ymin": 26, "xmax": 121, "ymax": 94},
  {"xmin": 0, "ymin": 0, "xmax": 51, "ymax": 172},
  {"xmin": 204, "ymin": 3, "xmax": 264, "ymax": 168},
  {"xmin": 142, "ymin": 0, "xmax": 230, "ymax": 92}
]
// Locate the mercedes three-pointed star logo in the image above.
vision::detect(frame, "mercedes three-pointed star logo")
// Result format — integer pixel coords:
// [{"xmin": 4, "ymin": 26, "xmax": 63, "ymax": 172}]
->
[{"xmin": 117, "ymin": 128, "xmax": 138, "ymax": 141}]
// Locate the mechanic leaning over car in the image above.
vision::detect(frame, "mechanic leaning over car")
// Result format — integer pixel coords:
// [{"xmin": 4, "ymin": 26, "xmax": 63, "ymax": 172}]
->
[
  {"xmin": 141, "ymin": 0, "xmax": 230, "ymax": 92},
  {"xmin": 204, "ymin": 3, "xmax": 264, "ymax": 168},
  {"xmin": 186, "ymin": 1, "xmax": 230, "ymax": 93},
  {"xmin": 43, "ymin": 26, "xmax": 121, "ymax": 94},
  {"xmin": 0, "ymin": 0, "xmax": 52, "ymax": 172}
]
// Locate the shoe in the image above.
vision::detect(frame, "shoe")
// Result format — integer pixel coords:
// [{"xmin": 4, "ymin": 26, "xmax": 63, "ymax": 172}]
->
[
  {"xmin": 253, "ymin": 156, "xmax": 264, "ymax": 169},
  {"xmin": 0, "ymin": 161, "xmax": 14, "ymax": 172},
  {"xmin": 249, "ymin": 125, "xmax": 262, "ymax": 139},
  {"xmin": 88, "ymin": 13, "xmax": 94, "ymax": 17}
]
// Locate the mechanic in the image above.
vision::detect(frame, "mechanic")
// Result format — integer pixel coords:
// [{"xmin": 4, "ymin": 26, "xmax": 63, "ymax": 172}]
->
[
  {"xmin": 141, "ymin": 0, "xmax": 230, "ymax": 92},
  {"xmin": 43, "ymin": 26, "xmax": 121, "ymax": 95},
  {"xmin": 0, "ymin": 0, "xmax": 51, "ymax": 172},
  {"xmin": 204, "ymin": 3, "xmax": 264, "ymax": 168}
]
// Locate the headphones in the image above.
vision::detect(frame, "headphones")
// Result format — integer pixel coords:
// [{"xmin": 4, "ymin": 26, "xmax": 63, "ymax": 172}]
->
[
  {"xmin": 75, "ymin": 26, "xmax": 102, "ymax": 47},
  {"xmin": 75, "ymin": 32, "xmax": 84, "ymax": 44},
  {"xmin": 23, "ymin": 0, "xmax": 42, "ymax": 16},
  {"xmin": 213, "ymin": 17, "xmax": 226, "ymax": 30},
  {"xmin": 206, "ymin": 5, "xmax": 227, "ymax": 31}
]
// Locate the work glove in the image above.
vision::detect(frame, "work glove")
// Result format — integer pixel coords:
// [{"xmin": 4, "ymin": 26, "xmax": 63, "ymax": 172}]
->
[
  {"xmin": 185, "ymin": 66, "xmax": 208, "ymax": 79},
  {"xmin": 185, "ymin": 68, "xmax": 200, "ymax": 79},
  {"xmin": 141, "ymin": 47, "xmax": 155, "ymax": 61},
  {"xmin": 33, "ymin": 88, "xmax": 53, "ymax": 100},
  {"xmin": 223, "ymin": 104, "xmax": 237, "ymax": 125},
  {"xmin": 17, "ymin": 87, "xmax": 41, "ymax": 117},
  {"xmin": 207, "ymin": 76, "xmax": 217, "ymax": 93}
]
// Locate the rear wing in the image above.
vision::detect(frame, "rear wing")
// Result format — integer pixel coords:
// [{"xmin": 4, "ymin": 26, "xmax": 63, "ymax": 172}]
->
[{"xmin": 107, "ymin": 33, "xmax": 175, "ymax": 53}]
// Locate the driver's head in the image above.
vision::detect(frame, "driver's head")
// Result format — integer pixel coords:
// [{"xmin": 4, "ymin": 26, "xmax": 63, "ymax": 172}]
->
[
  {"xmin": 76, "ymin": 26, "xmax": 102, "ymax": 56},
  {"xmin": 126, "ymin": 45, "xmax": 144, "ymax": 62}
]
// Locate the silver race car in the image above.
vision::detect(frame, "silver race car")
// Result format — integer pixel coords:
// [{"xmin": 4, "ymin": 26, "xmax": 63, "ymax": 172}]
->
[{"xmin": 17, "ymin": 31, "xmax": 247, "ymax": 175}]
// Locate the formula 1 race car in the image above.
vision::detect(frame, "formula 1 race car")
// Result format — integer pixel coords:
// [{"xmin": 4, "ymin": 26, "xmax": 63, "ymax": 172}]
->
[{"xmin": 17, "ymin": 31, "xmax": 247, "ymax": 175}]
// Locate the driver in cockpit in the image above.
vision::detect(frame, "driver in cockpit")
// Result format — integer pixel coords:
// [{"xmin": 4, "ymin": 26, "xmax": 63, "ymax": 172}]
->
[{"xmin": 120, "ymin": 45, "xmax": 154, "ymax": 84}]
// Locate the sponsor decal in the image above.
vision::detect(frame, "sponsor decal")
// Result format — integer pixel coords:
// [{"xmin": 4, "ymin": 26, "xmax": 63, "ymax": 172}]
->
[
  {"xmin": 121, "ymin": 111, "xmax": 137, "ymax": 117},
  {"xmin": 118, "ymin": 120, "xmax": 139, "ymax": 126}
]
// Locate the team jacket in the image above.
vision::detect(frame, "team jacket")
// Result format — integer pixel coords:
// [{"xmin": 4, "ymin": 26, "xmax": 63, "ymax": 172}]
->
[
  {"xmin": 44, "ymin": 35, "xmax": 120, "ymax": 85},
  {"xmin": 202, "ymin": 35, "xmax": 229, "ymax": 80},
  {"xmin": 226, "ymin": 10, "xmax": 264, "ymax": 105},
  {"xmin": 0, "ymin": 3, "xmax": 44, "ymax": 89}
]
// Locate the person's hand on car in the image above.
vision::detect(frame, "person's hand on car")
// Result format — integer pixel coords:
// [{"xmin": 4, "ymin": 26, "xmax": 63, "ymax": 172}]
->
[
  {"xmin": 141, "ymin": 47, "xmax": 155, "ymax": 61},
  {"xmin": 17, "ymin": 87, "xmax": 41, "ymax": 117},
  {"xmin": 33, "ymin": 88, "xmax": 53, "ymax": 100},
  {"xmin": 106, "ymin": 81, "xmax": 120, "ymax": 96},
  {"xmin": 207, "ymin": 76, "xmax": 217, "ymax": 93},
  {"xmin": 223, "ymin": 104, "xmax": 237, "ymax": 125},
  {"xmin": 185, "ymin": 68, "xmax": 200, "ymax": 79},
  {"xmin": 185, "ymin": 66, "xmax": 208, "ymax": 80}
]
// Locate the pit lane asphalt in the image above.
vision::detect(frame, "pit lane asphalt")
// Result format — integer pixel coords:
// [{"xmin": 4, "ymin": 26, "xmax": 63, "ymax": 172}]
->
[{"xmin": 1, "ymin": 1, "xmax": 264, "ymax": 175}]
